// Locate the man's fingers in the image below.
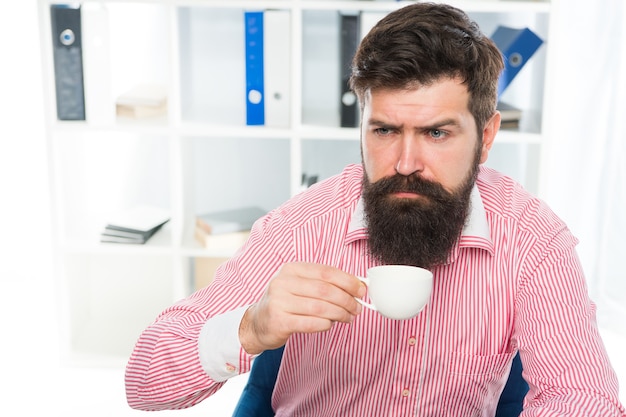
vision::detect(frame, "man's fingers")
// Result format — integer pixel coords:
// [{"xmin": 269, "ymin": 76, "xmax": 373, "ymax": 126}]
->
[
  {"xmin": 240, "ymin": 263, "xmax": 365, "ymax": 354},
  {"xmin": 283, "ymin": 276, "xmax": 362, "ymax": 317}
]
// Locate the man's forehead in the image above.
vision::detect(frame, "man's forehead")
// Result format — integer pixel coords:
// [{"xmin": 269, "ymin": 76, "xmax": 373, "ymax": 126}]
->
[{"xmin": 363, "ymin": 75, "xmax": 469, "ymax": 98}]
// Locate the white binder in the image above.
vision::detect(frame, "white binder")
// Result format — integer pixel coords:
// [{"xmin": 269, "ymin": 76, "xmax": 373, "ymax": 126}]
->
[{"xmin": 264, "ymin": 10, "xmax": 291, "ymax": 128}]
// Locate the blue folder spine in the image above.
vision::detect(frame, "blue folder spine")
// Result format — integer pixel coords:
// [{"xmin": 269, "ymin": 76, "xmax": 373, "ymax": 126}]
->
[
  {"xmin": 491, "ymin": 26, "xmax": 544, "ymax": 99},
  {"xmin": 245, "ymin": 11, "xmax": 265, "ymax": 125}
]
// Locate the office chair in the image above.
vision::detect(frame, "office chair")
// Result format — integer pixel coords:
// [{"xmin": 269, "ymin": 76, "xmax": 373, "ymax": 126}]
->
[{"xmin": 232, "ymin": 347, "xmax": 528, "ymax": 417}]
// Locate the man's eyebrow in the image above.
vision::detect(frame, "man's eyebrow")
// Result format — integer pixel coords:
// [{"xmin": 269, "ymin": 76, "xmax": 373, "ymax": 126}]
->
[
  {"xmin": 420, "ymin": 118, "xmax": 460, "ymax": 130},
  {"xmin": 368, "ymin": 118, "xmax": 400, "ymax": 128},
  {"xmin": 368, "ymin": 117, "xmax": 460, "ymax": 130}
]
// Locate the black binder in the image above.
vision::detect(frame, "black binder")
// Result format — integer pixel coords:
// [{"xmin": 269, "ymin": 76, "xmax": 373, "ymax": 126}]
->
[
  {"xmin": 50, "ymin": 4, "xmax": 85, "ymax": 121},
  {"xmin": 339, "ymin": 13, "xmax": 360, "ymax": 128}
]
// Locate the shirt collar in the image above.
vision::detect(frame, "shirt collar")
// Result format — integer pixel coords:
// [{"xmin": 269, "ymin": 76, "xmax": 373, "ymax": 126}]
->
[{"xmin": 346, "ymin": 184, "xmax": 493, "ymax": 252}]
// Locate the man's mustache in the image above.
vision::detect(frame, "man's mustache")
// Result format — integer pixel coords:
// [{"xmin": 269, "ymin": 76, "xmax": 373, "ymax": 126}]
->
[{"xmin": 371, "ymin": 174, "xmax": 450, "ymax": 202}]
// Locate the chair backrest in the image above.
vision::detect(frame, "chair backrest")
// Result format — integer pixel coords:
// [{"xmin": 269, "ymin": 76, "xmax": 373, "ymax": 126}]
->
[{"xmin": 232, "ymin": 347, "xmax": 528, "ymax": 417}]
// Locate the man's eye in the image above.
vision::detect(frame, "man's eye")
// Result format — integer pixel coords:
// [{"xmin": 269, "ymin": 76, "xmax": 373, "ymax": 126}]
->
[
  {"xmin": 430, "ymin": 129, "xmax": 447, "ymax": 139},
  {"xmin": 374, "ymin": 127, "xmax": 392, "ymax": 136}
]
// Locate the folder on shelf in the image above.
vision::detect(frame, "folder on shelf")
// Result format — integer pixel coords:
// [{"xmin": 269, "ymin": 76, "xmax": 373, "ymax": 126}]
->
[
  {"xmin": 264, "ymin": 10, "xmax": 291, "ymax": 128},
  {"xmin": 244, "ymin": 11, "xmax": 265, "ymax": 125},
  {"xmin": 50, "ymin": 4, "xmax": 86, "ymax": 121},
  {"xmin": 339, "ymin": 12, "xmax": 360, "ymax": 128},
  {"xmin": 491, "ymin": 26, "xmax": 544, "ymax": 99}
]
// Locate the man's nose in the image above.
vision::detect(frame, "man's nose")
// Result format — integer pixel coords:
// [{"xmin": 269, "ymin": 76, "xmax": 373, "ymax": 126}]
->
[{"xmin": 395, "ymin": 137, "xmax": 425, "ymax": 177}]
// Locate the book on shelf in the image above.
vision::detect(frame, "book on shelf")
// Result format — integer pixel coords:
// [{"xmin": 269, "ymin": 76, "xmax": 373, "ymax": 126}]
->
[
  {"xmin": 100, "ymin": 205, "xmax": 169, "ymax": 244},
  {"xmin": 497, "ymin": 101, "xmax": 522, "ymax": 129},
  {"xmin": 115, "ymin": 83, "xmax": 167, "ymax": 119},
  {"xmin": 194, "ymin": 226, "xmax": 250, "ymax": 251},
  {"xmin": 196, "ymin": 206, "xmax": 266, "ymax": 235},
  {"xmin": 100, "ymin": 222, "xmax": 166, "ymax": 244}
]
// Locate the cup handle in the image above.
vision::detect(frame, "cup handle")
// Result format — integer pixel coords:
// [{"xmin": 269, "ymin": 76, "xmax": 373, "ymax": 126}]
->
[{"xmin": 355, "ymin": 276, "xmax": 376, "ymax": 311}]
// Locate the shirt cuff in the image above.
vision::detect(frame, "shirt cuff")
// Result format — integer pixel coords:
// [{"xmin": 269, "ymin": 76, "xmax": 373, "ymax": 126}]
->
[{"xmin": 198, "ymin": 305, "xmax": 253, "ymax": 382}]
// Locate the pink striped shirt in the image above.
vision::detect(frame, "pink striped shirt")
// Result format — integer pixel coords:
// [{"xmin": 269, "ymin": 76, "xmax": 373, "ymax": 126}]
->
[{"xmin": 125, "ymin": 164, "xmax": 625, "ymax": 416}]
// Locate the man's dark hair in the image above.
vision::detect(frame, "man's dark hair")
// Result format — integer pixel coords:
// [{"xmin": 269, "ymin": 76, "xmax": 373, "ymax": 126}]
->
[{"xmin": 350, "ymin": 2, "xmax": 504, "ymax": 132}]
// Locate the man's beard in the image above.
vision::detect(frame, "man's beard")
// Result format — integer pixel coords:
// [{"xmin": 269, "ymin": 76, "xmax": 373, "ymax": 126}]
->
[{"xmin": 362, "ymin": 157, "xmax": 480, "ymax": 269}]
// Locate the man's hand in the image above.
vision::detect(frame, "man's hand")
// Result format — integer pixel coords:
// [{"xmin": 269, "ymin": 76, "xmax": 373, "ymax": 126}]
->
[{"xmin": 239, "ymin": 262, "xmax": 365, "ymax": 355}]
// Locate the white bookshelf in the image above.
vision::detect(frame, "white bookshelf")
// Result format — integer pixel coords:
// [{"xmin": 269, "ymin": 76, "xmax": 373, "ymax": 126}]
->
[{"xmin": 38, "ymin": 0, "xmax": 557, "ymax": 366}]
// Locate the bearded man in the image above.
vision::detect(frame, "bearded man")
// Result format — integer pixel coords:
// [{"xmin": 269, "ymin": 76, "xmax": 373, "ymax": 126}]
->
[{"xmin": 126, "ymin": 3, "xmax": 625, "ymax": 416}]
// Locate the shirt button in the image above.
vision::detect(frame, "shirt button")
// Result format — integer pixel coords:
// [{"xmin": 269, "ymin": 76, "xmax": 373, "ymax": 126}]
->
[
  {"xmin": 225, "ymin": 363, "xmax": 236, "ymax": 372},
  {"xmin": 408, "ymin": 336, "xmax": 416, "ymax": 346},
  {"xmin": 402, "ymin": 388, "xmax": 410, "ymax": 397}
]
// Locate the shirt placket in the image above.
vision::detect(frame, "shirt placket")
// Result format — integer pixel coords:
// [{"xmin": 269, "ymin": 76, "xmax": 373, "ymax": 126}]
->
[{"xmin": 388, "ymin": 315, "xmax": 428, "ymax": 417}]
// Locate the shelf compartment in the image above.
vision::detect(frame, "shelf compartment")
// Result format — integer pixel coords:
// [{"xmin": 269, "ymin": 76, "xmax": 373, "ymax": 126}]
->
[
  {"xmin": 185, "ymin": 136, "xmax": 291, "ymax": 213},
  {"xmin": 301, "ymin": 138, "xmax": 362, "ymax": 185},
  {"xmin": 178, "ymin": 7, "xmax": 293, "ymax": 127},
  {"xmin": 180, "ymin": 136, "xmax": 291, "ymax": 253},
  {"xmin": 51, "ymin": 2, "xmax": 173, "ymax": 127},
  {"xmin": 51, "ymin": 131, "xmax": 171, "ymax": 245},
  {"xmin": 61, "ymin": 252, "xmax": 176, "ymax": 365},
  {"xmin": 179, "ymin": 7, "xmax": 245, "ymax": 125}
]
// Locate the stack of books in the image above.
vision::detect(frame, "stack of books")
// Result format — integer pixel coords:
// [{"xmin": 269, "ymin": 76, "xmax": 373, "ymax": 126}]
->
[
  {"xmin": 101, "ymin": 206, "xmax": 170, "ymax": 244},
  {"xmin": 497, "ymin": 101, "xmax": 522, "ymax": 130},
  {"xmin": 115, "ymin": 84, "xmax": 167, "ymax": 119},
  {"xmin": 194, "ymin": 206, "xmax": 266, "ymax": 250}
]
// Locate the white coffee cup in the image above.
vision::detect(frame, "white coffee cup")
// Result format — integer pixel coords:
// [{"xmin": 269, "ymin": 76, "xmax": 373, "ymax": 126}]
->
[{"xmin": 356, "ymin": 265, "xmax": 433, "ymax": 320}]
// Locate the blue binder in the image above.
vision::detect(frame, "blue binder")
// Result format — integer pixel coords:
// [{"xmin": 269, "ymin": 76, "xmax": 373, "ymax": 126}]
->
[
  {"xmin": 491, "ymin": 26, "xmax": 544, "ymax": 99},
  {"xmin": 245, "ymin": 11, "xmax": 265, "ymax": 125}
]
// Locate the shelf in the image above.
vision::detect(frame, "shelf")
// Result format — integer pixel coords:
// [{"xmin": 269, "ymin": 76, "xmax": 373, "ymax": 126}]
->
[
  {"xmin": 40, "ymin": 0, "xmax": 555, "ymax": 365},
  {"xmin": 496, "ymin": 130, "xmax": 542, "ymax": 144},
  {"xmin": 61, "ymin": 225, "xmax": 174, "ymax": 255},
  {"xmin": 178, "ymin": 123, "xmax": 293, "ymax": 139}
]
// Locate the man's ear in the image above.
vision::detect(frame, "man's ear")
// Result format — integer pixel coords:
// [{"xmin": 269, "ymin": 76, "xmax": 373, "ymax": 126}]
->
[{"xmin": 479, "ymin": 112, "xmax": 500, "ymax": 164}]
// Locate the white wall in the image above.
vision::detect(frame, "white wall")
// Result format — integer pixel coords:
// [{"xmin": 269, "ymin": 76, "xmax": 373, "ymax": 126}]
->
[{"xmin": 0, "ymin": 3, "xmax": 51, "ymax": 278}]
